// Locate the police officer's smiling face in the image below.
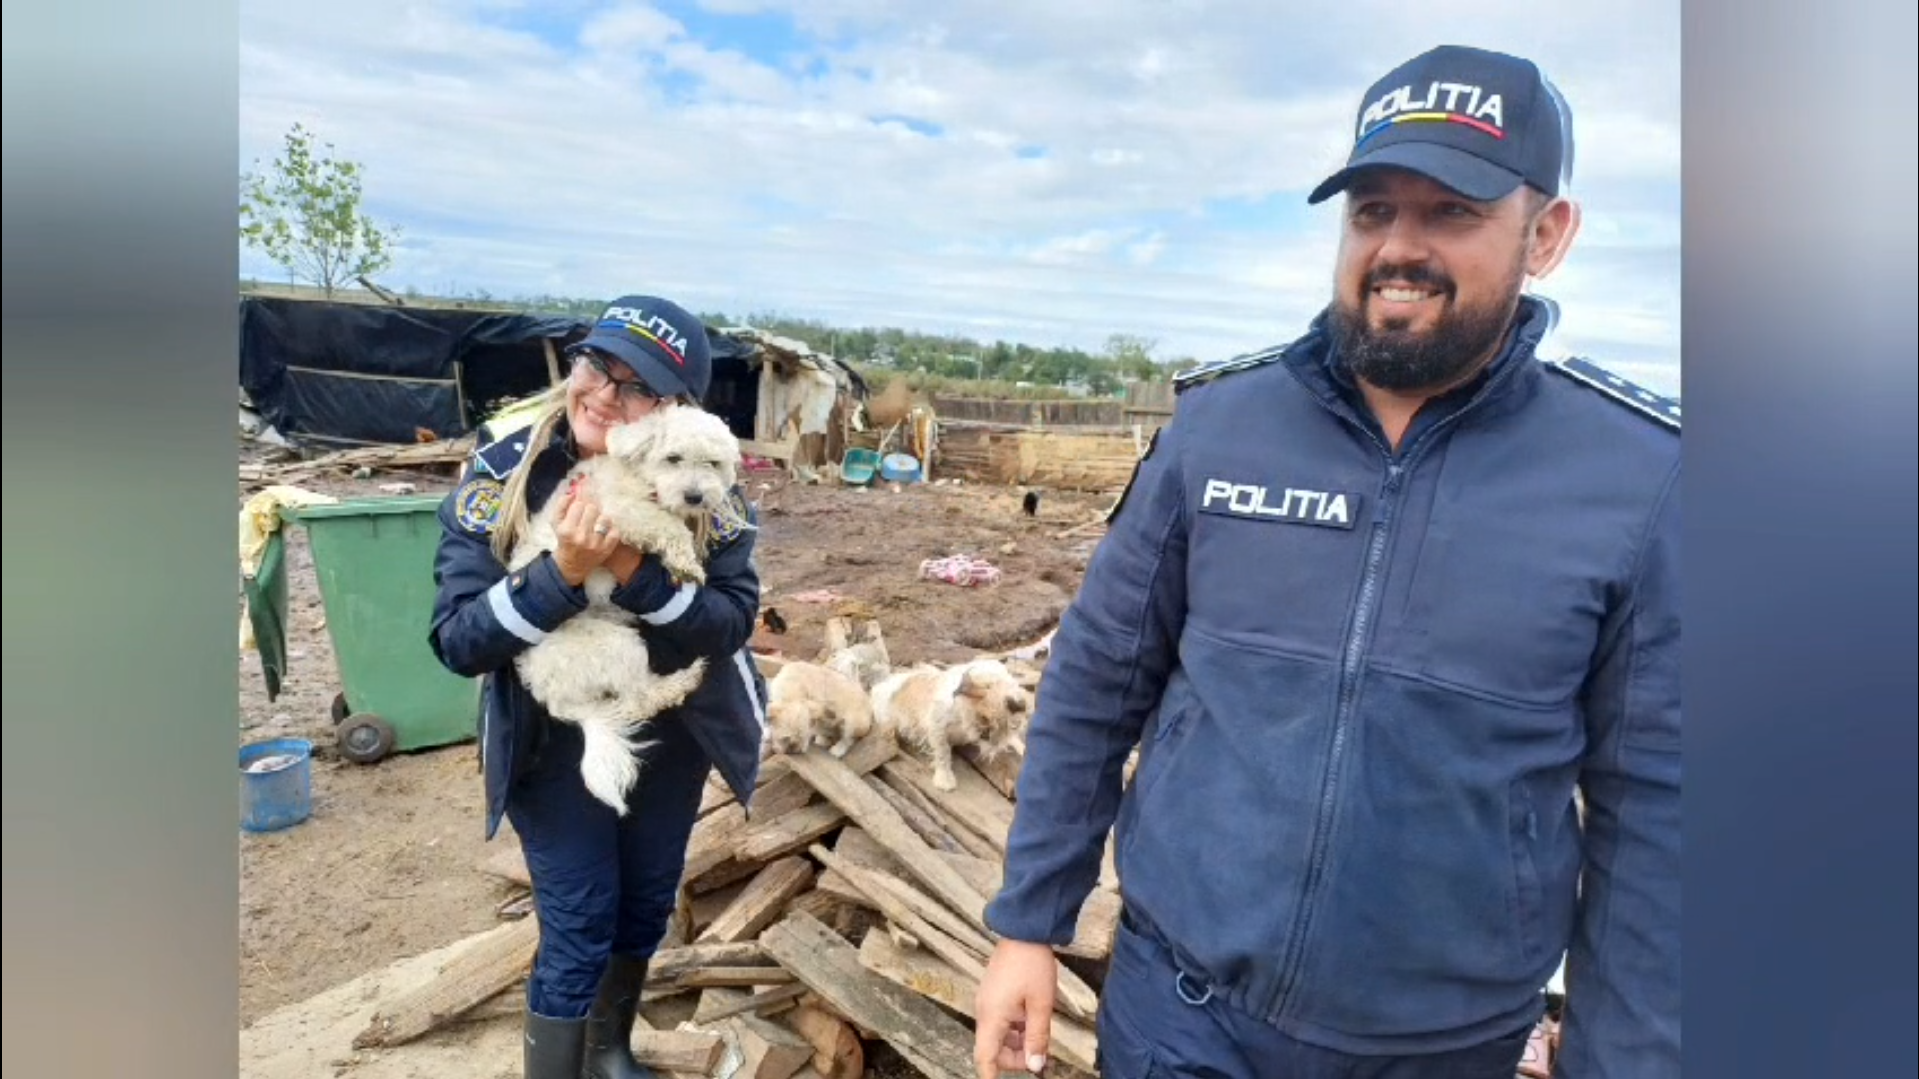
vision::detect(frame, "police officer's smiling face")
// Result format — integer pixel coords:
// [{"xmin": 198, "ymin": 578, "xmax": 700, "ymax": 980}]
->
[
  {"xmin": 566, "ymin": 351, "xmax": 667, "ymax": 456},
  {"xmin": 1330, "ymin": 167, "xmax": 1576, "ymax": 393}
]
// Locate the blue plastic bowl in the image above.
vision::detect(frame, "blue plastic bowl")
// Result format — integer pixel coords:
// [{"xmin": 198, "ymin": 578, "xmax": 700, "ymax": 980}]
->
[
  {"xmin": 239, "ymin": 737, "xmax": 315, "ymax": 833},
  {"xmin": 879, "ymin": 452, "xmax": 923, "ymax": 484},
  {"xmin": 841, "ymin": 447, "xmax": 881, "ymax": 485}
]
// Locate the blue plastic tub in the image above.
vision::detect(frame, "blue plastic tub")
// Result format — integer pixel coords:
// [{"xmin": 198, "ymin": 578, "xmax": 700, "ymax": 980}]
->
[
  {"xmin": 239, "ymin": 737, "xmax": 315, "ymax": 832},
  {"xmin": 841, "ymin": 447, "xmax": 880, "ymax": 485},
  {"xmin": 880, "ymin": 452, "xmax": 923, "ymax": 483}
]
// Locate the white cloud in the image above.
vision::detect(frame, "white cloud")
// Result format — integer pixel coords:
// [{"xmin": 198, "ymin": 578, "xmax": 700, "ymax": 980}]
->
[{"xmin": 239, "ymin": 0, "xmax": 1681, "ymax": 378}]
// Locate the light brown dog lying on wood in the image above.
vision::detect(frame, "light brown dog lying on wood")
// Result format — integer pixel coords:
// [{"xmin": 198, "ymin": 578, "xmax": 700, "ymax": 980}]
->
[
  {"xmin": 763, "ymin": 660, "xmax": 877, "ymax": 759},
  {"xmin": 871, "ymin": 658, "xmax": 1030, "ymax": 790}
]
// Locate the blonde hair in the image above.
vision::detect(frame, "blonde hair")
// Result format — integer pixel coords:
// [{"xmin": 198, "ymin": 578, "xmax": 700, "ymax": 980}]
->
[
  {"xmin": 487, "ymin": 385, "xmax": 569, "ymax": 565},
  {"xmin": 484, "ymin": 384, "xmax": 746, "ymax": 566}
]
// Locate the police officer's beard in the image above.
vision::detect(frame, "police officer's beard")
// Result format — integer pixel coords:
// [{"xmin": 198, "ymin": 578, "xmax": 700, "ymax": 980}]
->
[{"xmin": 1329, "ymin": 259, "xmax": 1525, "ymax": 393}]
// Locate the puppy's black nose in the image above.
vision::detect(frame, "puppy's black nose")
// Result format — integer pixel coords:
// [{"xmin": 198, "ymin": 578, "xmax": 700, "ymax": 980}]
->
[{"xmin": 683, "ymin": 491, "xmax": 705, "ymax": 507}]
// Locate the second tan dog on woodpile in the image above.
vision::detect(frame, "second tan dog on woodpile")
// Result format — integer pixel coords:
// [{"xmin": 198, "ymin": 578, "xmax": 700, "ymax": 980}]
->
[{"xmin": 870, "ymin": 658, "xmax": 1030, "ymax": 791}]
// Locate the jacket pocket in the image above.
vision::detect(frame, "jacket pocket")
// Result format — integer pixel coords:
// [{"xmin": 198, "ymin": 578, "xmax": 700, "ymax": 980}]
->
[{"xmin": 1509, "ymin": 780, "xmax": 1547, "ymax": 969}]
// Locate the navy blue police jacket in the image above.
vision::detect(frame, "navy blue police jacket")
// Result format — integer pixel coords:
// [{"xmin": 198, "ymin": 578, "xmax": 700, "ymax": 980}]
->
[
  {"xmin": 426, "ymin": 414, "xmax": 768, "ymax": 842},
  {"xmin": 984, "ymin": 296, "xmax": 1681, "ymax": 1077}
]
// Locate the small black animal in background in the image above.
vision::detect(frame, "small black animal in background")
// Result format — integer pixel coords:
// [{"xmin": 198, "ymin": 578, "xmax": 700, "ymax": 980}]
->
[
  {"xmin": 1022, "ymin": 490, "xmax": 1041, "ymax": 517},
  {"xmin": 759, "ymin": 607, "xmax": 788, "ymax": 635}
]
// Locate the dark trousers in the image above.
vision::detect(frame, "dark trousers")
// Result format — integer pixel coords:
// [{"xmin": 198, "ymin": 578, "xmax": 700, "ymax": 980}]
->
[
  {"xmin": 505, "ymin": 713, "xmax": 712, "ymax": 1018},
  {"xmin": 1098, "ymin": 915, "xmax": 1537, "ymax": 1079}
]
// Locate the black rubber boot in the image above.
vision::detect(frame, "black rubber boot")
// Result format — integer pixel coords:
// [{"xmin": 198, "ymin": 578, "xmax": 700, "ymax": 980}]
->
[
  {"xmin": 523, "ymin": 1008, "xmax": 587, "ymax": 1079},
  {"xmin": 583, "ymin": 954, "xmax": 658, "ymax": 1079}
]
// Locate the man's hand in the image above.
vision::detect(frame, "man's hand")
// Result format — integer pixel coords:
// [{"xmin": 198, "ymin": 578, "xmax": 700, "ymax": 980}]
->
[
  {"xmin": 551, "ymin": 486, "xmax": 621, "ymax": 587},
  {"xmin": 974, "ymin": 939, "xmax": 1057, "ymax": 1079}
]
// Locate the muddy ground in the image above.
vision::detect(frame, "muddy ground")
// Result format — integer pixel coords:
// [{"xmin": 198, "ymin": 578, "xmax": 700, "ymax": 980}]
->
[{"xmin": 236, "ymin": 436, "xmax": 1111, "ymax": 1040}]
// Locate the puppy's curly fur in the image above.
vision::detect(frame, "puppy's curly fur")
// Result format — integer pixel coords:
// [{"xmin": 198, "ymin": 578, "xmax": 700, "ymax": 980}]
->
[
  {"xmin": 822, "ymin": 619, "xmax": 892, "ymax": 691},
  {"xmin": 763, "ymin": 661, "xmax": 876, "ymax": 758},
  {"xmin": 506, "ymin": 405, "xmax": 749, "ymax": 814},
  {"xmin": 871, "ymin": 658, "xmax": 1030, "ymax": 791}
]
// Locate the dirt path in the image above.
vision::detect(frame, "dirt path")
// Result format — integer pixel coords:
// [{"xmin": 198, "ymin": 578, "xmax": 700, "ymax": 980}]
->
[{"xmin": 236, "ymin": 441, "xmax": 1108, "ymax": 1029}]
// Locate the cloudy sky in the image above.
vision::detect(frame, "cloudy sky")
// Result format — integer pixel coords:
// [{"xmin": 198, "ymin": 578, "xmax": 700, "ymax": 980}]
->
[{"xmin": 238, "ymin": 0, "xmax": 1681, "ymax": 396}]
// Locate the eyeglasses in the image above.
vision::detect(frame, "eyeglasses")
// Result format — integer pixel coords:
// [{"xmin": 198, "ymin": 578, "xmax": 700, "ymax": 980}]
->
[{"xmin": 572, "ymin": 351, "xmax": 662, "ymax": 407}]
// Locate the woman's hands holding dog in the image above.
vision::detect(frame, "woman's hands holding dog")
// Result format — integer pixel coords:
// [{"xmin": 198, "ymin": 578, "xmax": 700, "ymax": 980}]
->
[{"xmin": 551, "ymin": 484, "xmax": 623, "ymax": 587}]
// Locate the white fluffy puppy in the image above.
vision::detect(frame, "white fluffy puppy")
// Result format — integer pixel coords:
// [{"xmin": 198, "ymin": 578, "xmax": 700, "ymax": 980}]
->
[
  {"xmin": 763, "ymin": 661, "xmax": 876, "ymax": 759},
  {"xmin": 871, "ymin": 658, "xmax": 1031, "ymax": 790},
  {"xmin": 506, "ymin": 404, "xmax": 749, "ymax": 813}
]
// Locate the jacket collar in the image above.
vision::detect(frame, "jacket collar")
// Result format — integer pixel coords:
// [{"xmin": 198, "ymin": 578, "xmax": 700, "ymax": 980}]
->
[{"xmin": 1283, "ymin": 293, "xmax": 1559, "ymax": 418}]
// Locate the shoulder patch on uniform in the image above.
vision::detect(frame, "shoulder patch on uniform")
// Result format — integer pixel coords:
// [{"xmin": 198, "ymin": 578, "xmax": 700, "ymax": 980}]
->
[
  {"xmin": 707, "ymin": 489, "xmax": 753, "ymax": 548},
  {"xmin": 454, "ymin": 477, "xmax": 506, "ymax": 534},
  {"xmin": 1546, "ymin": 357, "xmax": 1682, "ymax": 432},
  {"xmin": 1104, "ymin": 427, "xmax": 1162, "ymax": 524},
  {"xmin": 1172, "ymin": 344, "xmax": 1287, "ymax": 395},
  {"xmin": 472, "ymin": 430, "xmax": 535, "ymax": 481}
]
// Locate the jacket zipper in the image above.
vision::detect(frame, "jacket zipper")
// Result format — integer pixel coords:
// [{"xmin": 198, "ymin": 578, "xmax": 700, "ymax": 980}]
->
[
  {"xmin": 1271, "ymin": 454, "xmax": 1404, "ymax": 1015},
  {"xmin": 1267, "ymin": 370, "xmax": 1518, "ymax": 1019}
]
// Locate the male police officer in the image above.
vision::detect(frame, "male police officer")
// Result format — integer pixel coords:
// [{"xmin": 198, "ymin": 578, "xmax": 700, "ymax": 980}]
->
[{"xmin": 975, "ymin": 45, "xmax": 1680, "ymax": 1079}]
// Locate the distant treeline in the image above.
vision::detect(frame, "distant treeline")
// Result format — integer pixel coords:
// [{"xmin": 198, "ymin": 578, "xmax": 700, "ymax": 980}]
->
[{"xmin": 469, "ymin": 290, "xmax": 1198, "ymax": 400}]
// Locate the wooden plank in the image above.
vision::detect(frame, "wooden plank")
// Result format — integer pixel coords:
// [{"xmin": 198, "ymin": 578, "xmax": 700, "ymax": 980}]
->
[
  {"xmin": 782, "ymin": 751, "xmax": 990, "ymax": 931},
  {"xmin": 881, "ymin": 756, "xmax": 1015, "ymax": 856},
  {"xmin": 784, "ymin": 888, "xmax": 859, "ymax": 936},
  {"xmin": 875, "ymin": 768, "xmax": 998, "ymax": 860},
  {"xmin": 807, "ymin": 846, "xmax": 990, "ymax": 988},
  {"xmin": 705, "ymin": 733, "xmax": 898, "ymax": 817},
  {"xmin": 630, "ymin": 1029, "xmax": 728, "ymax": 1075},
  {"xmin": 683, "ymin": 803, "xmax": 750, "ymax": 884},
  {"xmin": 759, "ymin": 912, "xmax": 978, "ymax": 1079},
  {"xmin": 810, "ymin": 851, "xmax": 1097, "ymax": 1025},
  {"xmin": 691, "ymin": 983, "xmax": 810, "ymax": 1024},
  {"xmin": 646, "ymin": 942, "xmax": 773, "ymax": 986},
  {"xmin": 716, "ymin": 1013, "xmax": 815, "ymax": 1079},
  {"xmin": 857, "ymin": 930, "xmax": 1099, "ymax": 1075},
  {"xmin": 785, "ymin": 1003, "xmax": 866, "ymax": 1079},
  {"xmin": 688, "ymin": 878, "xmax": 752, "ymax": 937},
  {"xmin": 821, "ymin": 828, "xmax": 1116, "ymax": 962},
  {"xmin": 697, "ymin": 856, "xmax": 817, "ymax": 945},
  {"xmin": 674, "ymin": 966, "xmax": 798, "ymax": 989},
  {"xmin": 866, "ymin": 772, "xmax": 970, "ymax": 856},
  {"xmin": 352, "ymin": 917, "xmax": 539, "ymax": 1049},
  {"xmin": 735, "ymin": 802, "xmax": 847, "ymax": 865},
  {"xmin": 855, "ymin": 863, "xmax": 997, "ymax": 962}
]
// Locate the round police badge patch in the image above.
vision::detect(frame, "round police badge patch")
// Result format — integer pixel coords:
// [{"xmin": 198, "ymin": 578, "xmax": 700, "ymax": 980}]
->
[
  {"xmin": 706, "ymin": 491, "xmax": 750, "ymax": 547},
  {"xmin": 455, "ymin": 478, "xmax": 505, "ymax": 534}
]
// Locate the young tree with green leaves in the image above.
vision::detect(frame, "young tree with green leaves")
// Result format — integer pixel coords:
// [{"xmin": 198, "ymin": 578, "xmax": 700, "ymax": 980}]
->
[{"xmin": 239, "ymin": 123, "xmax": 399, "ymax": 296}]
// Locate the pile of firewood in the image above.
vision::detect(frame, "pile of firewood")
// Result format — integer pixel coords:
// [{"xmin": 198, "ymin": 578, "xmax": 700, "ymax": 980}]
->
[
  {"xmin": 349, "ymin": 644, "xmax": 1119, "ymax": 1079},
  {"xmin": 237, "ymin": 435, "xmax": 477, "ymax": 489}
]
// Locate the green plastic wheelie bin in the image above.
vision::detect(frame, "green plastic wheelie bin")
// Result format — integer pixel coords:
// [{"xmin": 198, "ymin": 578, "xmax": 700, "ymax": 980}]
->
[{"xmin": 260, "ymin": 494, "xmax": 480, "ymax": 764}]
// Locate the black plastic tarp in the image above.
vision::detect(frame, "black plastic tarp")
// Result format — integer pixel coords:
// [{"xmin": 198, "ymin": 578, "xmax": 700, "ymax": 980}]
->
[
  {"xmin": 238, "ymin": 294, "xmax": 842, "ymax": 449},
  {"xmin": 238, "ymin": 295, "xmax": 590, "ymax": 446}
]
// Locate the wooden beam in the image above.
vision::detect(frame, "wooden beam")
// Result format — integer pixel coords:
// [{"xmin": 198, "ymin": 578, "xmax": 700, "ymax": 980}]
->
[{"xmin": 759, "ymin": 912, "xmax": 977, "ymax": 1079}]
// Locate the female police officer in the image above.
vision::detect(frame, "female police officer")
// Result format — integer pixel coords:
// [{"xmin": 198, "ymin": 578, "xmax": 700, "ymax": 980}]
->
[{"xmin": 427, "ymin": 294, "xmax": 768, "ymax": 1079}]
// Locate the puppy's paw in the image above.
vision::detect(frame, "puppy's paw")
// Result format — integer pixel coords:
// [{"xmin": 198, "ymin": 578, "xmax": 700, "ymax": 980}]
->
[{"xmin": 932, "ymin": 765, "xmax": 959, "ymax": 792}]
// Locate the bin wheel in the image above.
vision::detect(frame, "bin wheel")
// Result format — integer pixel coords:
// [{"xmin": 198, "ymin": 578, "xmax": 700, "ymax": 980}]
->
[
  {"xmin": 338, "ymin": 714, "xmax": 397, "ymax": 765},
  {"xmin": 330, "ymin": 693, "xmax": 350, "ymax": 725}
]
